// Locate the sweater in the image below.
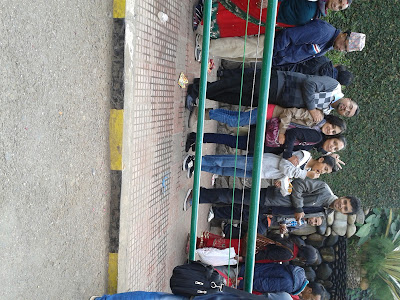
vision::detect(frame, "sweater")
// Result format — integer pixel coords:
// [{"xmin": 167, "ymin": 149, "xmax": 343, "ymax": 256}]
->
[{"xmin": 273, "ymin": 20, "xmax": 341, "ymax": 66}]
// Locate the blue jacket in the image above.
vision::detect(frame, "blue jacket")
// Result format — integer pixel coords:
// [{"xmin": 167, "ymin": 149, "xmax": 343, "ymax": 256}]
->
[
  {"xmin": 238, "ymin": 264, "xmax": 308, "ymax": 294},
  {"xmin": 273, "ymin": 20, "xmax": 341, "ymax": 66}
]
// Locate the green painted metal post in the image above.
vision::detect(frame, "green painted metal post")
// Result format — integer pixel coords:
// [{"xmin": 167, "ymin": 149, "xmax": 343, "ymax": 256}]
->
[
  {"xmin": 188, "ymin": 0, "xmax": 212, "ymax": 261},
  {"xmin": 244, "ymin": 0, "xmax": 278, "ymax": 292}
]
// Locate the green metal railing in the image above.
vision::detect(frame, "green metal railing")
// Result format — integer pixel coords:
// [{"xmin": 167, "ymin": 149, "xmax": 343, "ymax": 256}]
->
[
  {"xmin": 188, "ymin": 0, "xmax": 212, "ymax": 262},
  {"xmin": 188, "ymin": 0, "xmax": 278, "ymax": 293}
]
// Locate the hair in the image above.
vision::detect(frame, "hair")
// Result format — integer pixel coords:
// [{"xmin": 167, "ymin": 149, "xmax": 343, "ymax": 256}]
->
[
  {"xmin": 354, "ymin": 105, "xmax": 360, "ymax": 116},
  {"xmin": 324, "ymin": 115, "xmax": 347, "ymax": 134},
  {"xmin": 346, "ymin": 196, "xmax": 361, "ymax": 214},
  {"xmin": 298, "ymin": 245, "xmax": 319, "ymax": 265},
  {"xmin": 308, "ymin": 282, "xmax": 328, "ymax": 297},
  {"xmin": 317, "ymin": 155, "xmax": 336, "ymax": 172},
  {"xmin": 336, "ymin": 65, "xmax": 354, "ymax": 86},
  {"xmin": 325, "ymin": 135, "xmax": 347, "ymax": 150}
]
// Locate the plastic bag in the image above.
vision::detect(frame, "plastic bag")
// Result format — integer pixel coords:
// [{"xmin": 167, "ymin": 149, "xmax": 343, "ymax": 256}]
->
[{"xmin": 196, "ymin": 247, "xmax": 238, "ymax": 266}]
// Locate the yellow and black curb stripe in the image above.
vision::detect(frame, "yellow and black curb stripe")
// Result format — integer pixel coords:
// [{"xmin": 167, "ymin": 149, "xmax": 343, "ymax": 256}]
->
[{"xmin": 108, "ymin": 0, "xmax": 126, "ymax": 294}]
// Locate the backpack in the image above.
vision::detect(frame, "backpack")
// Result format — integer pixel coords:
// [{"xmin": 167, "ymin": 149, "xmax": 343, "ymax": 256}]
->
[{"xmin": 170, "ymin": 261, "xmax": 225, "ymax": 297}]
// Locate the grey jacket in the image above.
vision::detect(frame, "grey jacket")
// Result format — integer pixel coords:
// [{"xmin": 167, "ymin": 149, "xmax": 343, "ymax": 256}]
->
[
  {"xmin": 264, "ymin": 178, "xmax": 337, "ymax": 214},
  {"xmin": 272, "ymin": 71, "xmax": 340, "ymax": 111}
]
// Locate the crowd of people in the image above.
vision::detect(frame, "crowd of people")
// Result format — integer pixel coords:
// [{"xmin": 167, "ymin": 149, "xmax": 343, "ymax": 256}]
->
[
  {"xmin": 90, "ymin": 0, "xmax": 366, "ymax": 299},
  {"xmin": 182, "ymin": 0, "xmax": 366, "ymax": 299}
]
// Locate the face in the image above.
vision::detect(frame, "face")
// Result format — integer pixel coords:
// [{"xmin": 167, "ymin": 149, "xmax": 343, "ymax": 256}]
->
[
  {"xmin": 337, "ymin": 98, "xmax": 358, "ymax": 117},
  {"xmin": 321, "ymin": 122, "xmax": 342, "ymax": 135},
  {"xmin": 300, "ymin": 286, "xmax": 321, "ymax": 300},
  {"xmin": 311, "ymin": 158, "xmax": 333, "ymax": 175},
  {"xmin": 334, "ymin": 32, "xmax": 349, "ymax": 52},
  {"xmin": 326, "ymin": 0, "xmax": 349, "ymax": 11},
  {"xmin": 322, "ymin": 138, "xmax": 344, "ymax": 153},
  {"xmin": 307, "ymin": 217, "xmax": 323, "ymax": 226},
  {"xmin": 332, "ymin": 197, "xmax": 354, "ymax": 214}
]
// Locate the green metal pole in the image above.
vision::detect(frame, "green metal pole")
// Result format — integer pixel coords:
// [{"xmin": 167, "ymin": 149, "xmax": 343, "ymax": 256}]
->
[
  {"xmin": 188, "ymin": 0, "xmax": 212, "ymax": 261},
  {"xmin": 244, "ymin": 0, "xmax": 278, "ymax": 292}
]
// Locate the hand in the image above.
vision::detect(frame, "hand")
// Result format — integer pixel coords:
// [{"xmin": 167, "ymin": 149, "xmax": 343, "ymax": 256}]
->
[
  {"xmin": 329, "ymin": 153, "xmax": 345, "ymax": 170},
  {"xmin": 294, "ymin": 212, "xmax": 305, "ymax": 222},
  {"xmin": 274, "ymin": 180, "xmax": 282, "ymax": 188},
  {"xmin": 279, "ymin": 224, "xmax": 288, "ymax": 234},
  {"xmin": 278, "ymin": 133, "xmax": 286, "ymax": 144},
  {"xmin": 306, "ymin": 170, "xmax": 320, "ymax": 179},
  {"xmin": 256, "ymin": 0, "xmax": 268, "ymax": 8},
  {"xmin": 309, "ymin": 109, "xmax": 324, "ymax": 123},
  {"xmin": 287, "ymin": 155, "xmax": 299, "ymax": 166}
]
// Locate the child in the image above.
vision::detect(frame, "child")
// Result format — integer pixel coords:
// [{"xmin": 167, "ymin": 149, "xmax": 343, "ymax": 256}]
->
[
  {"xmin": 267, "ymin": 215, "xmax": 323, "ymax": 234},
  {"xmin": 183, "ymin": 151, "xmax": 338, "ymax": 187}
]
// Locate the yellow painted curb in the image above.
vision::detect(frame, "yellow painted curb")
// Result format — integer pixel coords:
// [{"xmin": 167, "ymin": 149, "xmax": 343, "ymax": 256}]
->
[
  {"xmin": 108, "ymin": 253, "xmax": 118, "ymax": 294},
  {"xmin": 113, "ymin": 0, "xmax": 126, "ymax": 18},
  {"xmin": 110, "ymin": 109, "xmax": 123, "ymax": 171}
]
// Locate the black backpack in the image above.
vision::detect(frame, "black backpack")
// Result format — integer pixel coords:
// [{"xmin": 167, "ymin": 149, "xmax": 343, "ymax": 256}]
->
[{"xmin": 170, "ymin": 261, "xmax": 225, "ymax": 297}]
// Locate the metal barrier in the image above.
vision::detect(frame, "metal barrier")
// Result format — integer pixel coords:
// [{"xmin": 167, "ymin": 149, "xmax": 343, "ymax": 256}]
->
[{"xmin": 188, "ymin": 0, "xmax": 278, "ymax": 293}]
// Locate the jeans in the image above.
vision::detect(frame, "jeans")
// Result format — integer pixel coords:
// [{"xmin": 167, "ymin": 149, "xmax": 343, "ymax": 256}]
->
[
  {"xmin": 209, "ymin": 108, "xmax": 257, "ymax": 127},
  {"xmin": 203, "ymin": 133, "xmax": 250, "ymax": 151},
  {"xmin": 96, "ymin": 291, "xmax": 187, "ymax": 300},
  {"xmin": 201, "ymin": 155, "xmax": 254, "ymax": 178}
]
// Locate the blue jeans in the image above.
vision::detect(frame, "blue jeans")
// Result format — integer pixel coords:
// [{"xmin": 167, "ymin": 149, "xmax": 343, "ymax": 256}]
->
[
  {"xmin": 96, "ymin": 291, "xmax": 187, "ymax": 300},
  {"xmin": 201, "ymin": 155, "xmax": 254, "ymax": 177},
  {"xmin": 209, "ymin": 108, "xmax": 257, "ymax": 127}
]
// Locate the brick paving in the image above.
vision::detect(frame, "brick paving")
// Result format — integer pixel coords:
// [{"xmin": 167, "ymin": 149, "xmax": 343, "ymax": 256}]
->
[{"xmin": 118, "ymin": 0, "xmax": 221, "ymax": 293}]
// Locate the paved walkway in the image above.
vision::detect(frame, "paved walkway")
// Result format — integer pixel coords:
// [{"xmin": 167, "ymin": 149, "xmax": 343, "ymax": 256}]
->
[{"xmin": 118, "ymin": 0, "xmax": 221, "ymax": 292}]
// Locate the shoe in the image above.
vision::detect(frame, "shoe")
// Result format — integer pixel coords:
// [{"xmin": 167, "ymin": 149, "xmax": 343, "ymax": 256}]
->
[
  {"xmin": 207, "ymin": 206, "xmax": 215, "ymax": 222},
  {"xmin": 192, "ymin": 0, "xmax": 204, "ymax": 31},
  {"xmin": 183, "ymin": 154, "xmax": 195, "ymax": 178},
  {"xmin": 185, "ymin": 91, "xmax": 198, "ymax": 112},
  {"xmin": 183, "ymin": 188, "xmax": 193, "ymax": 211},
  {"xmin": 185, "ymin": 132, "xmax": 197, "ymax": 152},
  {"xmin": 195, "ymin": 34, "xmax": 202, "ymax": 62},
  {"xmin": 89, "ymin": 297, "xmax": 101, "ymax": 300}
]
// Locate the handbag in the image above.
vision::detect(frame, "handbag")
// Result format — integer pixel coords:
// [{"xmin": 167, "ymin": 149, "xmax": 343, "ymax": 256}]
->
[
  {"xmin": 170, "ymin": 261, "xmax": 225, "ymax": 297},
  {"xmin": 196, "ymin": 247, "xmax": 238, "ymax": 266}
]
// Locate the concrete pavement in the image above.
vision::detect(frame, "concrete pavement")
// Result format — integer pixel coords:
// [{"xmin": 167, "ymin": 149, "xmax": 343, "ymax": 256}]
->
[{"xmin": 118, "ymin": 0, "xmax": 221, "ymax": 293}]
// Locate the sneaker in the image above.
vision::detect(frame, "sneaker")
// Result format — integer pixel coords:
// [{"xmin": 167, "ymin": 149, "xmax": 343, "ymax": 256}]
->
[
  {"xmin": 183, "ymin": 154, "xmax": 195, "ymax": 178},
  {"xmin": 89, "ymin": 297, "xmax": 101, "ymax": 300},
  {"xmin": 183, "ymin": 188, "xmax": 193, "ymax": 211},
  {"xmin": 194, "ymin": 34, "xmax": 202, "ymax": 62},
  {"xmin": 185, "ymin": 132, "xmax": 197, "ymax": 152},
  {"xmin": 192, "ymin": 0, "xmax": 204, "ymax": 31},
  {"xmin": 207, "ymin": 206, "xmax": 214, "ymax": 222}
]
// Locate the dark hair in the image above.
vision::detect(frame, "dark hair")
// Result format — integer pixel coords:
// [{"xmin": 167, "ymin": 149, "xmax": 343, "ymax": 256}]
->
[
  {"xmin": 336, "ymin": 65, "xmax": 354, "ymax": 86},
  {"xmin": 346, "ymin": 196, "xmax": 361, "ymax": 214},
  {"xmin": 354, "ymin": 105, "xmax": 360, "ymax": 116},
  {"xmin": 324, "ymin": 115, "xmax": 347, "ymax": 134},
  {"xmin": 298, "ymin": 245, "xmax": 319, "ymax": 265},
  {"xmin": 325, "ymin": 135, "xmax": 347, "ymax": 151},
  {"xmin": 318, "ymin": 155, "xmax": 336, "ymax": 172},
  {"xmin": 308, "ymin": 282, "xmax": 327, "ymax": 297}
]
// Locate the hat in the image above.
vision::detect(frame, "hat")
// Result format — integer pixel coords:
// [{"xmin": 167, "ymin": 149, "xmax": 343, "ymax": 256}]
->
[{"xmin": 348, "ymin": 32, "xmax": 366, "ymax": 52}]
